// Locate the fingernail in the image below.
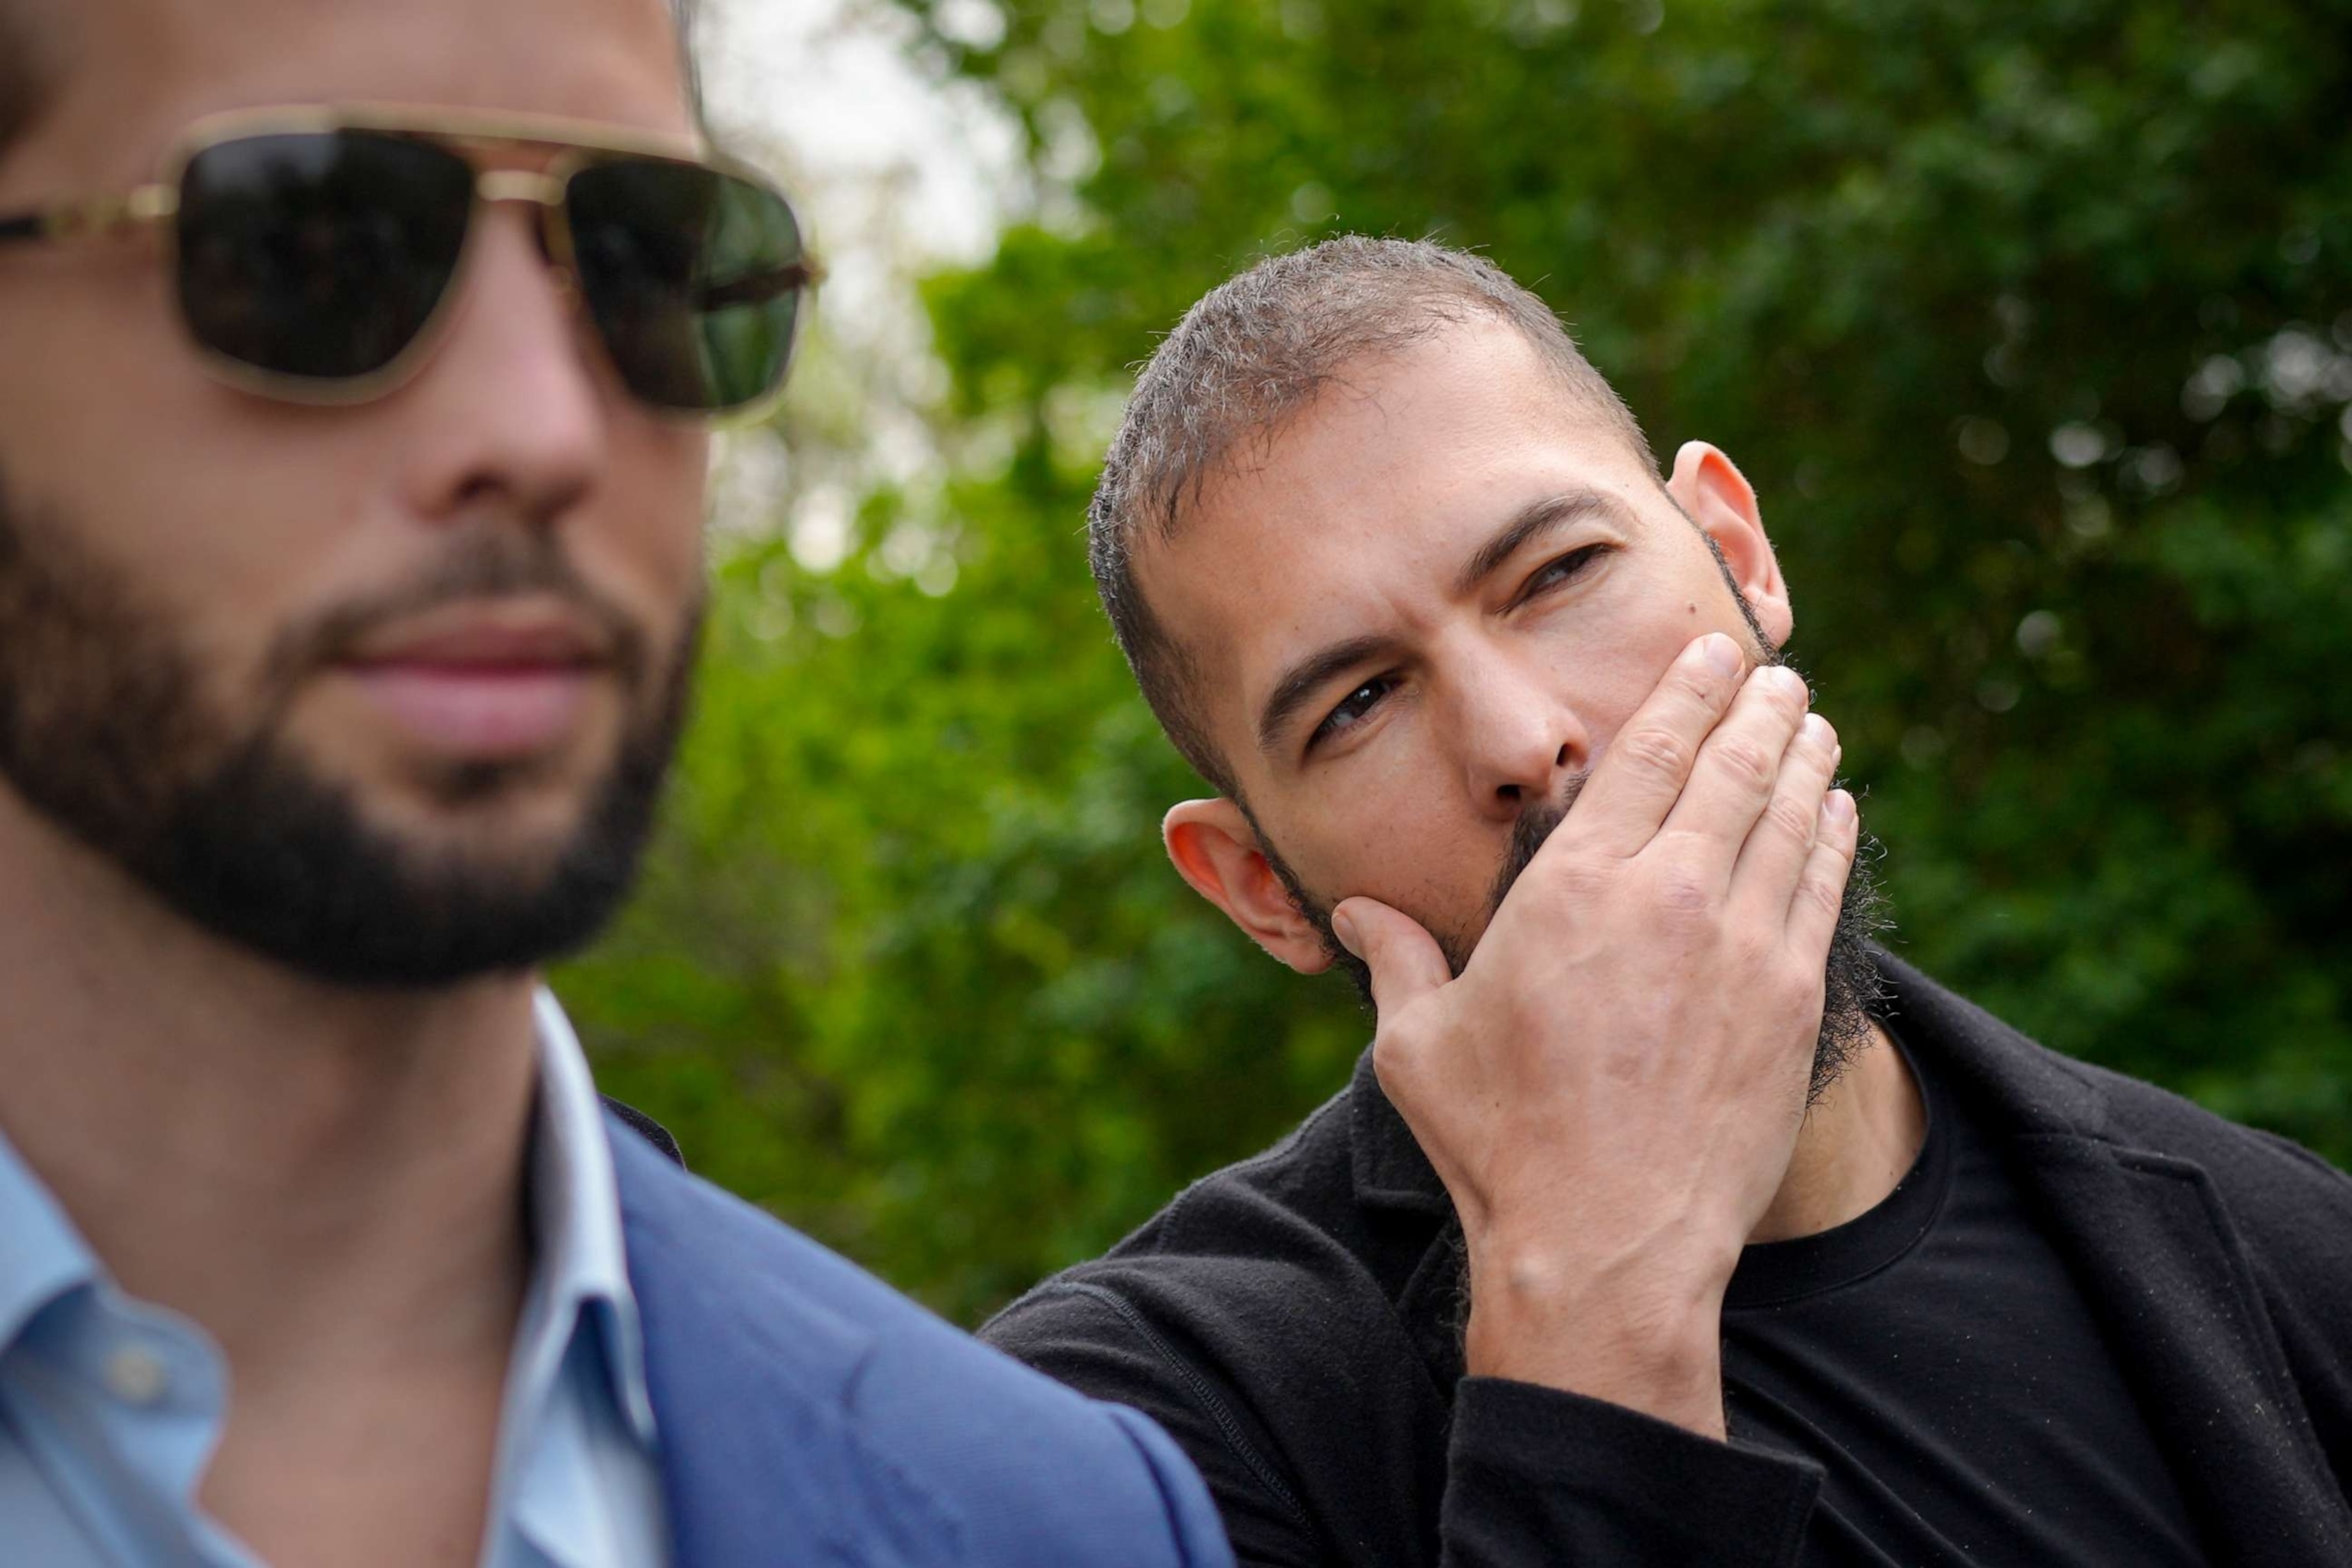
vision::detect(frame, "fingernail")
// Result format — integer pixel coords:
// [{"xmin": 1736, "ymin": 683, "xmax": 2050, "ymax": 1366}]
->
[
  {"xmin": 1801, "ymin": 713, "xmax": 1834, "ymax": 750},
  {"xmin": 1700, "ymin": 633, "xmax": 1743, "ymax": 678},
  {"xmin": 1824, "ymin": 789, "xmax": 1856, "ymax": 824},
  {"xmin": 1331, "ymin": 908, "xmax": 1361, "ymax": 956}
]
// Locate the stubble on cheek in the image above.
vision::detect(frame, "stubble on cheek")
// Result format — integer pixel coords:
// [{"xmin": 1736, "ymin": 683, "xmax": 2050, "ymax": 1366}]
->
[{"xmin": 0, "ymin": 487, "xmax": 253, "ymax": 843}]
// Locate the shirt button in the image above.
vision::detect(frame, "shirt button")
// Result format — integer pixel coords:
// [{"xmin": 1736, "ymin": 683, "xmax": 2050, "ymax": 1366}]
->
[{"xmin": 103, "ymin": 1343, "xmax": 171, "ymax": 1406}]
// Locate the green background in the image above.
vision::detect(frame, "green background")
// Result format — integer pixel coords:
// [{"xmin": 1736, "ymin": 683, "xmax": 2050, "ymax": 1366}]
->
[{"xmin": 564, "ymin": 0, "xmax": 2352, "ymax": 1325}]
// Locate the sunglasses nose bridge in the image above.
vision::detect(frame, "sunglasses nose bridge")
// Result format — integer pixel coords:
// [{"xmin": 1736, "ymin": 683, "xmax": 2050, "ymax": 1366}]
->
[
  {"xmin": 475, "ymin": 168, "xmax": 565, "ymax": 208},
  {"xmin": 472, "ymin": 165, "xmax": 579, "ymax": 278}
]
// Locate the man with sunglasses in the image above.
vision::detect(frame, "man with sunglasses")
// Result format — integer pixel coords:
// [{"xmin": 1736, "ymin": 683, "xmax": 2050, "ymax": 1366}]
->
[{"xmin": 0, "ymin": 2, "xmax": 1230, "ymax": 1565}]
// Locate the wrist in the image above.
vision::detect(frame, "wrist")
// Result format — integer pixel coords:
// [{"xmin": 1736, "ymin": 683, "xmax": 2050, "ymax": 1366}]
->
[{"xmin": 1462, "ymin": 1244, "xmax": 1732, "ymax": 1439}]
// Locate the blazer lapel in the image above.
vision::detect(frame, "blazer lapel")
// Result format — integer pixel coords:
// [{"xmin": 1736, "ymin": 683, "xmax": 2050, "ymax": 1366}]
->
[
  {"xmin": 2011, "ymin": 1134, "xmax": 2351, "ymax": 1565},
  {"xmin": 1883, "ymin": 957, "xmax": 2352, "ymax": 1565},
  {"xmin": 609, "ymin": 1123, "xmax": 962, "ymax": 1568}
]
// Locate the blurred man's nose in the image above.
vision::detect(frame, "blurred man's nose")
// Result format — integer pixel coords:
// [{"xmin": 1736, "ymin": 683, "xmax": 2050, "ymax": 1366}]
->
[{"xmin": 395, "ymin": 207, "xmax": 608, "ymax": 530}]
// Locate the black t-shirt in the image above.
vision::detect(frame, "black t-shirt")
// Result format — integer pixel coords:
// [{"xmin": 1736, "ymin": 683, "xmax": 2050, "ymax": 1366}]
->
[
  {"xmin": 1720, "ymin": 1031, "xmax": 2207, "ymax": 1565},
  {"xmin": 986, "ymin": 960, "xmax": 2352, "ymax": 1566}
]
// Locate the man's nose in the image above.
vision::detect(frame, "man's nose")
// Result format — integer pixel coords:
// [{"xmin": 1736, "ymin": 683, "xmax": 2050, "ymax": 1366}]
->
[
  {"xmin": 1451, "ymin": 653, "xmax": 1589, "ymax": 822},
  {"xmin": 394, "ymin": 207, "xmax": 608, "ymax": 529}
]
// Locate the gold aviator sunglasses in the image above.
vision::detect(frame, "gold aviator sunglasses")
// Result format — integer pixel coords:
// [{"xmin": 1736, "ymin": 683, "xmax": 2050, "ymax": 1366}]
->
[{"xmin": 0, "ymin": 103, "xmax": 824, "ymax": 425}]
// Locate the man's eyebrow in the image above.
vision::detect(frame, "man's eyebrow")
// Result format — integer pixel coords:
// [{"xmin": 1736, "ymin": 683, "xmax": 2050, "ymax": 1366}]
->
[
  {"xmin": 1256, "ymin": 633, "xmax": 1396, "ymax": 759},
  {"xmin": 1452, "ymin": 489, "xmax": 1627, "ymax": 598},
  {"xmin": 1252, "ymin": 492, "xmax": 1631, "ymax": 760}
]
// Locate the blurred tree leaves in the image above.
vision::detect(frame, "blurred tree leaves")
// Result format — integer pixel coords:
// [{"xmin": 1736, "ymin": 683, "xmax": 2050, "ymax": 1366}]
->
[{"xmin": 565, "ymin": 0, "xmax": 2352, "ymax": 1321}]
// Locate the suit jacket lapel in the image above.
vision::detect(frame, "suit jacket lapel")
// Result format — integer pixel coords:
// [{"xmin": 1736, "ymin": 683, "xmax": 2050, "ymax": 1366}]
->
[
  {"xmin": 609, "ymin": 1122, "xmax": 962, "ymax": 1568},
  {"xmin": 2013, "ymin": 1134, "xmax": 2350, "ymax": 1564},
  {"xmin": 1883, "ymin": 958, "xmax": 2352, "ymax": 1565}
]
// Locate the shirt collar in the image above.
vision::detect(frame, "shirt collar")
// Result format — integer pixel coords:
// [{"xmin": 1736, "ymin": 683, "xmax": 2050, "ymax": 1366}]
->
[
  {"xmin": 0, "ymin": 1106, "xmax": 102, "ymax": 1354},
  {"xmin": 522, "ymin": 988, "xmax": 659, "ymax": 1449},
  {"xmin": 0, "ymin": 995, "xmax": 657, "ymax": 1449}
]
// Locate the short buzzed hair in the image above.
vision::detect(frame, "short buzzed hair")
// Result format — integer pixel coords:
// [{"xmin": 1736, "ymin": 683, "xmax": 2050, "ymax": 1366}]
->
[{"xmin": 1087, "ymin": 236, "xmax": 1655, "ymax": 797}]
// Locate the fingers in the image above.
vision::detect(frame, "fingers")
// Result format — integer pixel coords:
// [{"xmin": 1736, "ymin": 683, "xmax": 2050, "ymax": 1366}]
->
[
  {"xmin": 1332, "ymin": 896, "xmax": 1452, "ymax": 1019},
  {"xmin": 1726, "ymin": 710, "xmax": 1841, "ymax": 909},
  {"xmin": 1786, "ymin": 789, "xmax": 1860, "ymax": 956},
  {"xmin": 1652, "ymin": 663, "xmax": 1811, "ymax": 872},
  {"xmin": 1553, "ymin": 632, "xmax": 1750, "ymax": 859}
]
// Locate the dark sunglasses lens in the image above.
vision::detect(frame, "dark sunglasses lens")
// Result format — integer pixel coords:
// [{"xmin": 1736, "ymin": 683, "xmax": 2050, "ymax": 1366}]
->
[
  {"xmin": 177, "ymin": 132, "xmax": 472, "ymax": 384},
  {"xmin": 566, "ymin": 158, "xmax": 808, "ymax": 413}
]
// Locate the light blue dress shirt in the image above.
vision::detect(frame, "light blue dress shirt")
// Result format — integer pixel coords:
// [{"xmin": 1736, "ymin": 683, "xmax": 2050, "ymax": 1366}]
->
[{"xmin": 0, "ymin": 991, "xmax": 669, "ymax": 1566}]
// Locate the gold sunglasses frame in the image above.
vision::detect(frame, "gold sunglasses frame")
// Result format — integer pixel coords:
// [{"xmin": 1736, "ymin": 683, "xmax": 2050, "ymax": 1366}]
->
[{"xmin": 0, "ymin": 103, "xmax": 824, "ymax": 429}]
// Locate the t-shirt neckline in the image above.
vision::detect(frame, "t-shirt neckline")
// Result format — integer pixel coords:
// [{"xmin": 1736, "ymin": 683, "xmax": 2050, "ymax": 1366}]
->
[{"xmin": 1722, "ymin": 1024, "xmax": 1954, "ymax": 1312}]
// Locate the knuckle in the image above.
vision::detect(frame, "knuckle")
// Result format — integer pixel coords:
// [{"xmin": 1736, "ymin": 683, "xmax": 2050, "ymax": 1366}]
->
[
  {"xmin": 1612, "ymin": 725, "xmax": 1690, "ymax": 780},
  {"xmin": 1763, "ymin": 795, "xmax": 1819, "ymax": 844},
  {"xmin": 1651, "ymin": 864, "xmax": 1717, "ymax": 920},
  {"xmin": 1711, "ymin": 737, "xmax": 1779, "ymax": 794},
  {"xmin": 1793, "ymin": 869, "xmax": 1846, "ymax": 922}
]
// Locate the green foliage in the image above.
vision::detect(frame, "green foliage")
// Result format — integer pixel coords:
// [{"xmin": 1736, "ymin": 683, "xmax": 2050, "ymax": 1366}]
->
[
  {"xmin": 565, "ymin": 0, "xmax": 2352, "ymax": 1321},
  {"xmin": 566, "ymin": 457, "xmax": 1367, "ymax": 1321}
]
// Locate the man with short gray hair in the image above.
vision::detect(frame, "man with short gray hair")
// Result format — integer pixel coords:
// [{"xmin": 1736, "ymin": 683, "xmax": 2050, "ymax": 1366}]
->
[{"xmin": 987, "ymin": 236, "xmax": 2352, "ymax": 1566}]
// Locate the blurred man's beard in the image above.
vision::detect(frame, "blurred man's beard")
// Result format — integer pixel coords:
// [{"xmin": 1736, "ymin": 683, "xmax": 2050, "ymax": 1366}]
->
[
  {"xmin": 1250, "ymin": 585, "xmax": 1889, "ymax": 1103},
  {"xmin": 0, "ymin": 478, "xmax": 696, "ymax": 987}
]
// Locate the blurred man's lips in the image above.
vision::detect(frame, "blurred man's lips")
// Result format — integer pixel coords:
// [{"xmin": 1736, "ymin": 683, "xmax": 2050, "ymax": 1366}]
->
[{"xmin": 338, "ymin": 616, "xmax": 612, "ymax": 760}]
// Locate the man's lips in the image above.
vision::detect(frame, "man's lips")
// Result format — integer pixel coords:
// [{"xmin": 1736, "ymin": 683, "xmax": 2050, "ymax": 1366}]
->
[{"xmin": 334, "ymin": 609, "xmax": 615, "ymax": 762}]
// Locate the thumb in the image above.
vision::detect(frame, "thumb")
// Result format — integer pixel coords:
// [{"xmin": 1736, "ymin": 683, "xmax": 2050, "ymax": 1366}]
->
[{"xmin": 1331, "ymin": 896, "xmax": 1452, "ymax": 1018}]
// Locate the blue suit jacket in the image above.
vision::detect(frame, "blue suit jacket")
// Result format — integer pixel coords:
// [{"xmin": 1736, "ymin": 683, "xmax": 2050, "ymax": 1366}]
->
[{"xmin": 606, "ymin": 1112, "xmax": 1235, "ymax": 1567}]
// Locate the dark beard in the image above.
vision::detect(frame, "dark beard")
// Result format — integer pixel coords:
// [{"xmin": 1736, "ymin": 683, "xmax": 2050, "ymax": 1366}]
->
[
  {"xmin": 1250, "ymin": 585, "xmax": 1888, "ymax": 1103},
  {"xmin": 0, "ymin": 473, "xmax": 695, "ymax": 987}
]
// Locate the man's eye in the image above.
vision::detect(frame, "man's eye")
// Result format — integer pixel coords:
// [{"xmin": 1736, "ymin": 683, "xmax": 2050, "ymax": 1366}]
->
[
  {"xmin": 1308, "ymin": 676, "xmax": 1395, "ymax": 750},
  {"xmin": 1521, "ymin": 544, "xmax": 1607, "ymax": 601}
]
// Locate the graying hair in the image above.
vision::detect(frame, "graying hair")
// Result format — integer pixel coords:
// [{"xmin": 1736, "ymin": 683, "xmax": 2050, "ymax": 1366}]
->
[{"xmin": 1087, "ymin": 235, "xmax": 1655, "ymax": 796}]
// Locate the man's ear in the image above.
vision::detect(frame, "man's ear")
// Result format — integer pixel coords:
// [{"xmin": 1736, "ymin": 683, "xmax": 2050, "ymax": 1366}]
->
[
  {"xmin": 1163, "ymin": 799, "xmax": 1337, "ymax": 975},
  {"xmin": 1664, "ymin": 440, "xmax": 1794, "ymax": 651}
]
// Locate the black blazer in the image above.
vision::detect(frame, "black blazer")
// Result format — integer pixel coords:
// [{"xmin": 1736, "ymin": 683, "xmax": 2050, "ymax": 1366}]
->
[{"xmin": 984, "ymin": 956, "xmax": 2352, "ymax": 1566}]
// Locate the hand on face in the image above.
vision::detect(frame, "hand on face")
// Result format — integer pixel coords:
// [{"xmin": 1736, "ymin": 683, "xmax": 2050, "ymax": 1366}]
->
[{"xmin": 1329, "ymin": 630, "xmax": 1857, "ymax": 1439}]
